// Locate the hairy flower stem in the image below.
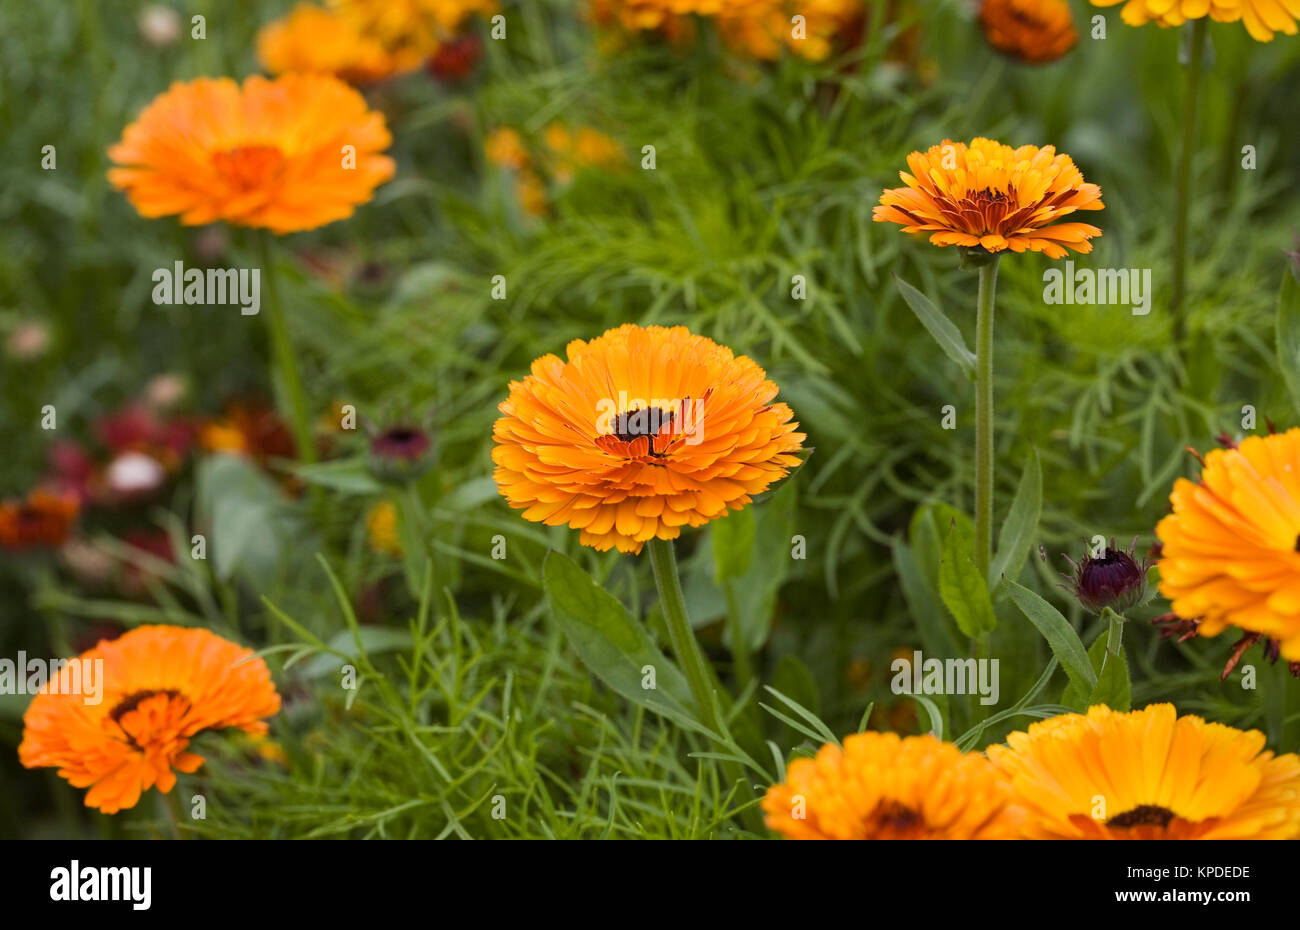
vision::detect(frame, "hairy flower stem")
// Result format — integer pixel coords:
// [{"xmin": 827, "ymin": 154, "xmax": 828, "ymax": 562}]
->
[
  {"xmin": 258, "ymin": 231, "xmax": 316, "ymax": 468},
  {"xmin": 648, "ymin": 538, "xmax": 760, "ymax": 831},
  {"xmin": 974, "ymin": 258, "xmax": 1000, "ymax": 591},
  {"xmin": 1172, "ymin": 18, "xmax": 1207, "ymax": 335},
  {"xmin": 1101, "ymin": 607, "xmax": 1127, "ymax": 675}
]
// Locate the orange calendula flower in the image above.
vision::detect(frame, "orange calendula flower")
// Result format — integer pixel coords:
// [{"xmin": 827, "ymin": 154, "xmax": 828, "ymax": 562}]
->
[
  {"xmin": 0, "ymin": 487, "xmax": 79, "ymax": 549},
  {"xmin": 330, "ymin": 0, "xmax": 497, "ymax": 56},
  {"xmin": 257, "ymin": 3, "xmax": 398, "ymax": 82},
  {"xmin": 979, "ymin": 0, "xmax": 1078, "ymax": 63},
  {"xmin": 874, "ymin": 138, "xmax": 1104, "ymax": 258},
  {"xmin": 763, "ymin": 732, "xmax": 1024, "ymax": 839},
  {"xmin": 589, "ymin": 0, "xmax": 863, "ymax": 61},
  {"xmin": 988, "ymin": 704, "xmax": 1300, "ymax": 839},
  {"xmin": 19, "ymin": 626, "xmax": 281, "ymax": 814},
  {"xmin": 1090, "ymin": 0, "xmax": 1299, "ymax": 41},
  {"xmin": 1156, "ymin": 429, "xmax": 1300, "ymax": 660},
  {"xmin": 492, "ymin": 324, "xmax": 804, "ymax": 554},
  {"xmin": 107, "ymin": 74, "xmax": 395, "ymax": 234}
]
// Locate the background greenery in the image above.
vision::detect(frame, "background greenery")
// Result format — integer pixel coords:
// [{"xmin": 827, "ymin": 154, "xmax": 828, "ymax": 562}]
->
[{"xmin": 3, "ymin": 0, "xmax": 1299, "ymax": 838}]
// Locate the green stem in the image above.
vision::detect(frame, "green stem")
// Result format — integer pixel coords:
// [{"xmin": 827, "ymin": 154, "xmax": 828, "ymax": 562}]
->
[
  {"xmin": 1171, "ymin": 18, "xmax": 1207, "ymax": 332},
  {"xmin": 257, "ymin": 232, "xmax": 316, "ymax": 467},
  {"xmin": 974, "ymin": 258, "xmax": 999, "ymax": 587},
  {"xmin": 647, "ymin": 538, "xmax": 761, "ymax": 832},
  {"xmin": 648, "ymin": 538, "xmax": 722, "ymax": 734},
  {"xmin": 1100, "ymin": 607, "xmax": 1126, "ymax": 673},
  {"xmin": 162, "ymin": 788, "xmax": 184, "ymax": 840}
]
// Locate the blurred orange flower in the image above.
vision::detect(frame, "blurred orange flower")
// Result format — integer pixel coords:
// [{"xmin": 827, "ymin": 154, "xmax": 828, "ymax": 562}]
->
[
  {"xmin": 19, "ymin": 626, "xmax": 281, "ymax": 814},
  {"xmin": 257, "ymin": 4, "xmax": 398, "ymax": 82},
  {"xmin": 107, "ymin": 74, "xmax": 395, "ymax": 234},
  {"xmin": 979, "ymin": 0, "xmax": 1078, "ymax": 63},
  {"xmin": 0, "ymin": 487, "xmax": 79, "ymax": 549}
]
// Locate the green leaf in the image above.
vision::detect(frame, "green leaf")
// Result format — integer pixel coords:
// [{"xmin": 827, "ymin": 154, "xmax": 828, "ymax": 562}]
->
[
  {"xmin": 712, "ymin": 507, "xmax": 755, "ymax": 583},
  {"xmin": 1276, "ymin": 263, "xmax": 1300, "ymax": 418},
  {"xmin": 892, "ymin": 537, "xmax": 961, "ymax": 657},
  {"xmin": 910, "ymin": 694, "xmax": 946, "ymax": 741},
  {"xmin": 300, "ymin": 629, "xmax": 416, "ymax": 679},
  {"xmin": 1006, "ymin": 581, "xmax": 1096, "ymax": 695},
  {"xmin": 990, "ymin": 449, "xmax": 1041, "ymax": 588},
  {"xmin": 893, "ymin": 274, "xmax": 976, "ymax": 379},
  {"xmin": 937, "ymin": 509, "xmax": 997, "ymax": 636},
  {"xmin": 731, "ymin": 480, "xmax": 798, "ymax": 652},
  {"xmin": 770, "ymin": 654, "xmax": 820, "ymax": 719},
  {"xmin": 1062, "ymin": 630, "xmax": 1131, "ymax": 713},
  {"xmin": 543, "ymin": 550, "xmax": 693, "ymax": 716},
  {"xmin": 293, "ymin": 458, "xmax": 384, "ymax": 495},
  {"xmin": 195, "ymin": 454, "xmax": 301, "ymax": 585}
]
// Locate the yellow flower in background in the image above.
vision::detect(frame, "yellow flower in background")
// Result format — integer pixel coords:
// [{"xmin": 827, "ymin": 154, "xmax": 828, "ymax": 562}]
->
[
  {"xmin": 988, "ymin": 704, "xmax": 1300, "ymax": 839},
  {"xmin": 493, "ymin": 323, "xmax": 804, "ymax": 554},
  {"xmin": 331, "ymin": 0, "xmax": 497, "ymax": 60},
  {"xmin": 762, "ymin": 732, "xmax": 1024, "ymax": 839},
  {"xmin": 873, "ymin": 137, "xmax": 1104, "ymax": 258},
  {"xmin": 1090, "ymin": 0, "xmax": 1300, "ymax": 41},
  {"xmin": 588, "ymin": 0, "xmax": 864, "ymax": 61},
  {"xmin": 107, "ymin": 75, "xmax": 394, "ymax": 234},
  {"xmin": 485, "ymin": 127, "xmax": 530, "ymax": 170},
  {"xmin": 366, "ymin": 501, "xmax": 403, "ymax": 556},
  {"xmin": 484, "ymin": 127, "xmax": 548, "ymax": 216},
  {"xmin": 979, "ymin": 0, "xmax": 1078, "ymax": 63},
  {"xmin": 1156, "ymin": 429, "xmax": 1300, "ymax": 659},
  {"xmin": 257, "ymin": 4, "xmax": 398, "ymax": 82},
  {"xmin": 543, "ymin": 123, "xmax": 625, "ymax": 183}
]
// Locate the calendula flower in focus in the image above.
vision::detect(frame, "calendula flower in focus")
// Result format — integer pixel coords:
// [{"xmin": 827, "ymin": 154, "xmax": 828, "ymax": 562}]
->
[
  {"xmin": 1155, "ymin": 428, "xmax": 1300, "ymax": 660},
  {"xmin": 874, "ymin": 138, "xmax": 1104, "ymax": 258},
  {"xmin": 988, "ymin": 704, "xmax": 1300, "ymax": 838},
  {"xmin": 493, "ymin": 323, "xmax": 804, "ymax": 554},
  {"xmin": 1090, "ymin": 0, "xmax": 1299, "ymax": 41},
  {"xmin": 762, "ymin": 732, "xmax": 1024, "ymax": 839},
  {"xmin": 257, "ymin": 4, "xmax": 397, "ymax": 82},
  {"xmin": 0, "ymin": 488, "xmax": 79, "ymax": 549},
  {"xmin": 107, "ymin": 74, "xmax": 395, "ymax": 234},
  {"xmin": 19, "ymin": 626, "xmax": 281, "ymax": 814},
  {"xmin": 979, "ymin": 0, "xmax": 1078, "ymax": 63},
  {"xmin": 366, "ymin": 500, "xmax": 403, "ymax": 556}
]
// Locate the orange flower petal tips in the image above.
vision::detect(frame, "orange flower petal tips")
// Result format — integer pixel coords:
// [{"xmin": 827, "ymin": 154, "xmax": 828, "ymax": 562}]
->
[{"xmin": 873, "ymin": 137, "xmax": 1104, "ymax": 259}]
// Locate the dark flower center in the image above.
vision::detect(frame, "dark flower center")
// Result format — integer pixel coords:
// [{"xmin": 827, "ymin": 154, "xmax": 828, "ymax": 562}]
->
[
  {"xmin": 613, "ymin": 406, "xmax": 674, "ymax": 443},
  {"xmin": 1107, "ymin": 804, "xmax": 1176, "ymax": 830},
  {"xmin": 1080, "ymin": 549, "xmax": 1142, "ymax": 595},
  {"xmin": 109, "ymin": 688, "xmax": 183, "ymax": 723}
]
